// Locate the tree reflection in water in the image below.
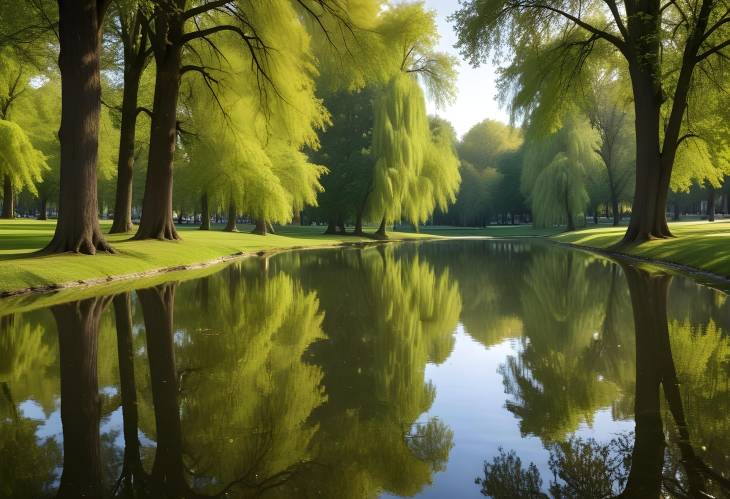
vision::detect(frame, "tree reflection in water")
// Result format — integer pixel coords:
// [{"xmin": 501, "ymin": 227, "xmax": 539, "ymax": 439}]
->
[
  {"xmin": 1, "ymin": 242, "xmax": 728, "ymax": 498},
  {"xmin": 477, "ymin": 263, "xmax": 730, "ymax": 499}
]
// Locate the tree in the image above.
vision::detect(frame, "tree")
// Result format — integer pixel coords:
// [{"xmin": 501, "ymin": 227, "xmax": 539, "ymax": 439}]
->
[
  {"xmin": 367, "ymin": 2, "xmax": 458, "ymax": 237},
  {"xmin": 0, "ymin": 120, "xmax": 47, "ymax": 218},
  {"xmin": 44, "ymin": 0, "xmax": 114, "ymax": 254},
  {"xmin": 307, "ymin": 87, "xmax": 377, "ymax": 234},
  {"xmin": 582, "ymin": 77, "xmax": 635, "ymax": 226},
  {"xmin": 452, "ymin": 0, "xmax": 730, "ymax": 243},
  {"xmin": 133, "ymin": 0, "xmax": 358, "ymax": 240},
  {"xmin": 521, "ymin": 113, "xmax": 600, "ymax": 230},
  {"xmin": 108, "ymin": 1, "xmax": 151, "ymax": 234}
]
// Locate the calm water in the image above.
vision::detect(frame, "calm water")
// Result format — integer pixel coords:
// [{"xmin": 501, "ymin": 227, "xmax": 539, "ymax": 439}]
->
[{"xmin": 1, "ymin": 240, "xmax": 728, "ymax": 498}]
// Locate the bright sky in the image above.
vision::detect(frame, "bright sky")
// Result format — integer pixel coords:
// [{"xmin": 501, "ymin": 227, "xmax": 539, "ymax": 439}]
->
[{"xmin": 422, "ymin": 0, "xmax": 509, "ymax": 138}]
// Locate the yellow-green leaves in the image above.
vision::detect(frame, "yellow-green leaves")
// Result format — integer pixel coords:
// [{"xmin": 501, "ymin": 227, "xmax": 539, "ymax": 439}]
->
[{"xmin": 0, "ymin": 120, "xmax": 48, "ymax": 196}]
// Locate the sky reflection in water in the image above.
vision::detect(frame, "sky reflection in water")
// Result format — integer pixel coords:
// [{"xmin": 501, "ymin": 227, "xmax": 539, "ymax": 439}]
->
[{"xmin": 0, "ymin": 240, "xmax": 728, "ymax": 498}]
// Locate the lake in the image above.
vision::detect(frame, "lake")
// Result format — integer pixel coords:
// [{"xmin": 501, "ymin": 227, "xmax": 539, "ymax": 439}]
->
[{"xmin": 1, "ymin": 240, "xmax": 728, "ymax": 498}]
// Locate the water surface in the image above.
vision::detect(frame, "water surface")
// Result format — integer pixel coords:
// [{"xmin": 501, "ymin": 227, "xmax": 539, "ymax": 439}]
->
[{"xmin": 1, "ymin": 240, "xmax": 728, "ymax": 498}]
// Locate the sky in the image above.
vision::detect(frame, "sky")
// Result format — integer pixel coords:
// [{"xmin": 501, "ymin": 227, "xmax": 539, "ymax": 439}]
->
[{"xmin": 422, "ymin": 0, "xmax": 509, "ymax": 138}]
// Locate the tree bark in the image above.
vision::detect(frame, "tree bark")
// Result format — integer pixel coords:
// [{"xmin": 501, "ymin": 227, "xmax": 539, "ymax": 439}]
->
[
  {"xmin": 45, "ymin": 1, "xmax": 113, "ymax": 254},
  {"xmin": 134, "ymin": 4, "xmax": 183, "ymax": 241},
  {"xmin": 38, "ymin": 196, "xmax": 48, "ymax": 220},
  {"xmin": 354, "ymin": 212, "xmax": 365, "ymax": 235},
  {"xmin": 252, "ymin": 219, "xmax": 267, "ymax": 235},
  {"xmin": 324, "ymin": 219, "xmax": 337, "ymax": 234},
  {"xmin": 374, "ymin": 216, "xmax": 388, "ymax": 239},
  {"xmin": 564, "ymin": 190, "xmax": 576, "ymax": 231},
  {"xmin": 224, "ymin": 201, "xmax": 237, "ymax": 232},
  {"xmin": 199, "ymin": 193, "xmax": 210, "ymax": 230},
  {"xmin": 611, "ymin": 198, "xmax": 620, "ymax": 226},
  {"xmin": 1, "ymin": 175, "xmax": 14, "ymax": 219},
  {"xmin": 110, "ymin": 62, "xmax": 142, "ymax": 234},
  {"xmin": 707, "ymin": 185, "xmax": 716, "ymax": 222},
  {"xmin": 52, "ymin": 296, "xmax": 109, "ymax": 499}
]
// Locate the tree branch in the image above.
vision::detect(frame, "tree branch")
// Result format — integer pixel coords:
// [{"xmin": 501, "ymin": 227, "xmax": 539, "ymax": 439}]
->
[{"xmin": 696, "ymin": 38, "xmax": 730, "ymax": 61}]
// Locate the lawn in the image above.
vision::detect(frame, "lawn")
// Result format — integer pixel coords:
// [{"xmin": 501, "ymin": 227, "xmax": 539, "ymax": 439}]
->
[
  {"xmin": 553, "ymin": 220, "xmax": 730, "ymax": 277},
  {"xmin": 0, "ymin": 219, "xmax": 432, "ymax": 296},
  {"xmin": 2, "ymin": 218, "xmax": 728, "ymax": 301}
]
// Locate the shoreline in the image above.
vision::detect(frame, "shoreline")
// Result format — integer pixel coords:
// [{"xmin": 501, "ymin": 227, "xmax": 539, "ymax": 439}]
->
[{"xmin": 2, "ymin": 222, "xmax": 729, "ymax": 310}]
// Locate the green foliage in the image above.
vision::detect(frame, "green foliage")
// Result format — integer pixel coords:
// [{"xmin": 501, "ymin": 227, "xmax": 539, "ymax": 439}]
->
[
  {"xmin": 0, "ymin": 120, "xmax": 47, "ymax": 197},
  {"xmin": 522, "ymin": 113, "xmax": 599, "ymax": 228},
  {"xmin": 369, "ymin": 72, "xmax": 430, "ymax": 223}
]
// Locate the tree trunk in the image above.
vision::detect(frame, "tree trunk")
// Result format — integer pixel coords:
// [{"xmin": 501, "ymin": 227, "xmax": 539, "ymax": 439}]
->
[
  {"xmin": 52, "ymin": 297, "xmax": 109, "ymax": 499},
  {"xmin": 324, "ymin": 219, "xmax": 337, "ymax": 234},
  {"xmin": 593, "ymin": 208, "xmax": 598, "ymax": 225},
  {"xmin": 252, "ymin": 219, "xmax": 267, "ymax": 235},
  {"xmin": 110, "ymin": 62, "xmax": 142, "ymax": 234},
  {"xmin": 224, "ymin": 201, "xmax": 237, "ymax": 232},
  {"xmin": 45, "ymin": 2, "xmax": 112, "ymax": 254},
  {"xmin": 673, "ymin": 202, "xmax": 681, "ymax": 221},
  {"xmin": 354, "ymin": 211, "xmax": 365, "ymax": 235},
  {"xmin": 1, "ymin": 175, "xmax": 14, "ymax": 219},
  {"xmin": 374, "ymin": 216, "xmax": 387, "ymax": 239},
  {"xmin": 134, "ymin": 18, "xmax": 182, "ymax": 241},
  {"xmin": 199, "ymin": 193, "xmax": 210, "ymax": 230},
  {"xmin": 564, "ymin": 190, "xmax": 575, "ymax": 231},
  {"xmin": 38, "ymin": 196, "xmax": 48, "ymax": 220},
  {"xmin": 612, "ymin": 198, "xmax": 620, "ymax": 226},
  {"xmin": 707, "ymin": 185, "xmax": 716, "ymax": 222},
  {"xmin": 622, "ymin": 59, "xmax": 671, "ymax": 243}
]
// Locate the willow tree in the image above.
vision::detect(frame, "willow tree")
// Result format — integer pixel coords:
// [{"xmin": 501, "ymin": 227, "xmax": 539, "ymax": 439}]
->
[
  {"xmin": 368, "ymin": 2, "xmax": 458, "ymax": 237},
  {"xmin": 521, "ymin": 113, "xmax": 600, "ymax": 230},
  {"xmin": 403, "ymin": 116, "xmax": 461, "ymax": 228},
  {"xmin": 0, "ymin": 120, "xmax": 48, "ymax": 218},
  {"xmin": 133, "ymin": 0, "xmax": 357, "ymax": 241},
  {"xmin": 453, "ymin": 0, "xmax": 730, "ymax": 243},
  {"xmin": 183, "ymin": 28, "xmax": 328, "ymax": 235}
]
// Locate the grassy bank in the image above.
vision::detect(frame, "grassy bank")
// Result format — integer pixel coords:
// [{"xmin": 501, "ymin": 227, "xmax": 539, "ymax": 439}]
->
[
  {"xmin": 0, "ymin": 220, "xmax": 430, "ymax": 295},
  {"xmin": 553, "ymin": 220, "xmax": 730, "ymax": 278}
]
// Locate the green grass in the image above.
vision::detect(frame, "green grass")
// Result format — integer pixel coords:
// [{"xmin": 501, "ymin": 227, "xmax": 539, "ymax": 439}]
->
[
  {"xmin": 409, "ymin": 224, "xmax": 562, "ymax": 237},
  {"xmin": 0, "ymin": 219, "xmax": 432, "ymax": 295},
  {"xmin": 2, "ymin": 218, "xmax": 729, "ymax": 302},
  {"xmin": 553, "ymin": 220, "xmax": 730, "ymax": 277}
]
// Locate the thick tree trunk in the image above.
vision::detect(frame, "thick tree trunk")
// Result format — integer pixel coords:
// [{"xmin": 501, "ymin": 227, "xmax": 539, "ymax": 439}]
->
[
  {"xmin": 199, "ymin": 193, "xmax": 210, "ymax": 230},
  {"xmin": 252, "ymin": 219, "xmax": 267, "ymax": 235},
  {"xmin": 707, "ymin": 185, "xmax": 716, "ymax": 222},
  {"xmin": 612, "ymin": 198, "xmax": 620, "ymax": 226},
  {"xmin": 134, "ymin": 32, "xmax": 181, "ymax": 241},
  {"xmin": 622, "ymin": 59, "xmax": 672, "ymax": 243},
  {"xmin": 52, "ymin": 297, "xmax": 109, "ymax": 499},
  {"xmin": 138, "ymin": 284, "xmax": 190, "ymax": 497},
  {"xmin": 110, "ymin": 63, "xmax": 142, "ymax": 234},
  {"xmin": 224, "ymin": 201, "xmax": 237, "ymax": 232},
  {"xmin": 324, "ymin": 219, "xmax": 337, "ymax": 234},
  {"xmin": 1, "ymin": 175, "xmax": 13, "ymax": 219},
  {"xmin": 45, "ymin": 2, "xmax": 112, "ymax": 254},
  {"xmin": 38, "ymin": 196, "xmax": 48, "ymax": 220}
]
